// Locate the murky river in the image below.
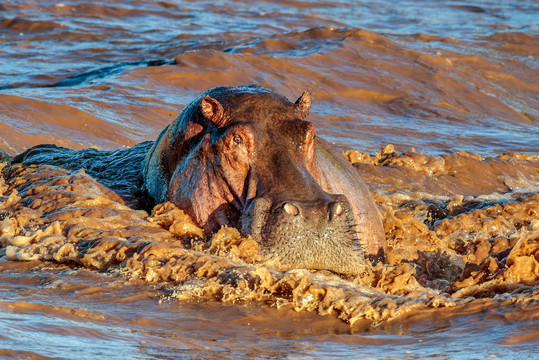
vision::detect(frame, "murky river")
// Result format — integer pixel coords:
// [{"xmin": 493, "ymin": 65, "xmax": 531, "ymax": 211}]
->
[{"xmin": 1, "ymin": 1, "xmax": 538, "ymax": 359}]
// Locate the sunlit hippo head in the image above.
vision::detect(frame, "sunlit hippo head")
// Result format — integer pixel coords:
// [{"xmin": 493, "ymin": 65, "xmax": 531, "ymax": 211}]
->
[{"xmin": 143, "ymin": 84, "xmax": 385, "ymax": 275}]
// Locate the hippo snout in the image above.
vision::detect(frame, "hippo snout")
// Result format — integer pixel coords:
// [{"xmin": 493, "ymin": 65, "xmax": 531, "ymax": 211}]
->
[{"xmin": 242, "ymin": 195, "xmax": 366, "ymax": 275}]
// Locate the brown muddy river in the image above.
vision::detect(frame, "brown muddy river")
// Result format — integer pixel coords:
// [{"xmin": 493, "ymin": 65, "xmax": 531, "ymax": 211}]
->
[{"xmin": 1, "ymin": 1, "xmax": 538, "ymax": 359}]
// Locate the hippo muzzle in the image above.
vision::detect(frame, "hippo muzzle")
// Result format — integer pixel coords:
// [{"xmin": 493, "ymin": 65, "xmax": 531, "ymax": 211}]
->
[{"xmin": 242, "ymin": 194, "xmax": 365, "ymax": 275}]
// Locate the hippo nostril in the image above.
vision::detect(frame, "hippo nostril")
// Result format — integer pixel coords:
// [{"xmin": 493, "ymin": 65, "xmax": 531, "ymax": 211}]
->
[
  {"xmin": 283, "ymin": 202, "xmax": 299, "ymax": 216},
  {"xmin": 330, "ymin": 202, "xmax": 344, "ymax": 220}
]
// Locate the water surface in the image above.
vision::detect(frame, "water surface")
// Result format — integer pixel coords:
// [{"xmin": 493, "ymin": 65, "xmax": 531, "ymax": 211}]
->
[{"xmin": 0, "ymin": 0, "xmax": 538, "ymax": 359}]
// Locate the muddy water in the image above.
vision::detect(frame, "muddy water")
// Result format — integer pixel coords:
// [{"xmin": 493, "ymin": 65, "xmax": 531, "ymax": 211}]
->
[{"xmin": 1, "ymin": 0, "xmax": 538, "ymax": 359}]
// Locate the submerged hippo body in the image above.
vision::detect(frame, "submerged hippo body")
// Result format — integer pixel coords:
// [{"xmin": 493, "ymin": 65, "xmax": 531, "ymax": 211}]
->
[{"xmin": 144, "ymin": 84, "xmax": 385, "ymax": 274}]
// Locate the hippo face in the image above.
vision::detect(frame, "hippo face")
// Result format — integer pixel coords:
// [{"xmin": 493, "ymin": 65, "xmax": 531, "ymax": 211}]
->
[{"xmin": 144, "ymin": 85, "xmax": 384, "ymax": 275}]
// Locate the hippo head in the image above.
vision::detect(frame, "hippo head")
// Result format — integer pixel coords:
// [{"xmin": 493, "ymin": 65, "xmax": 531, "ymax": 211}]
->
[{"xmin": 144, "ymin": 84, "xmax": 372, "ymax": 275}]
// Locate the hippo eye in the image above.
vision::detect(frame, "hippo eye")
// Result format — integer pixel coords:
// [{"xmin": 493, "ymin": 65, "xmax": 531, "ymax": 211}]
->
[{"xmin": 233, "ymin": 135, "xmax": 243, "ymax": 144}]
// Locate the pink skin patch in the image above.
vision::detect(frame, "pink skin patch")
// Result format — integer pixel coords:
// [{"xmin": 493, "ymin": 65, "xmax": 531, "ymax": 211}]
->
[{"xmin": 185, "ymin": 122, "xmax": 203, "ymax": 141}]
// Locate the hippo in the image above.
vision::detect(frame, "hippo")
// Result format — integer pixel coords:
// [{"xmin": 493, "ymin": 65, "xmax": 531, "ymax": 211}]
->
[{"xmin": 143, "ymin": 84, "xmax": 385, "ymax": 275}]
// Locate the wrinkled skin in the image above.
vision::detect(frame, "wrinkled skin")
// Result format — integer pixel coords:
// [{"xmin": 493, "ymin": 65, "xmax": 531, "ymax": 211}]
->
[{"xmin": 144, "ymin": 85, "xmax": 385, "ymax": 275}]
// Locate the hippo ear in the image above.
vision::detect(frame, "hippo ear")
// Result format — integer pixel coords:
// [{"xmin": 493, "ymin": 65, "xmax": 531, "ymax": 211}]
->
[
  {"xmin": 200, "ymin": 95, "xmax": 226, "ymax": 127},
  {"xmin": 294, "ymin": 91, "xmax": 311, "ymax": 120}
]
